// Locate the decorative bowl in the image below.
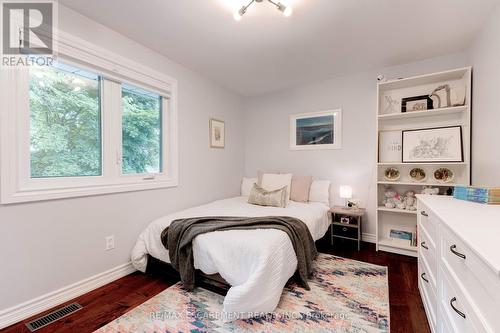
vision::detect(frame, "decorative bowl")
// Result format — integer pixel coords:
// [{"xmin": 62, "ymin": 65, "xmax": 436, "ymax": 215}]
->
[
  {"xmin": 433, "ymin": 168, "xmax": 454, "ymax": 183},
  {"xmin": 409, "ymin": 167, "xmax": 426, "ymax": 182},
  {"xmin": 384, "ymin": 167, "xmax": 400, "ymax": 181}
]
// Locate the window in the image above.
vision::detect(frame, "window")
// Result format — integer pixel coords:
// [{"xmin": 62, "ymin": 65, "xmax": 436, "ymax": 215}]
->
[
  {"xmin": 29, "ymin": 64, "xmax": 102, "ymax": 178},
  {"xmin": 0, "ymin": 36, "xmax": 178, "ymax": 204},
  {"xmin": 121, "ymin": 84, "xmax": 162, "ymax": 175}
]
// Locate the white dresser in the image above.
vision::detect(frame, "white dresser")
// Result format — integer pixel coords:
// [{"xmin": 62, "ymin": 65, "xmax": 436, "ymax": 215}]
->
[{"xmin": 416, "ymin": 195, "xmax": 500, "ymax": 333}]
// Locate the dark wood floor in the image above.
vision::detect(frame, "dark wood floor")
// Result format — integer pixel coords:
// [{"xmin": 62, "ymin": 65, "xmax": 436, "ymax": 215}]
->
[{"xmin": 1, "ymin": 241, "xmax": 430, "ymax": 333}]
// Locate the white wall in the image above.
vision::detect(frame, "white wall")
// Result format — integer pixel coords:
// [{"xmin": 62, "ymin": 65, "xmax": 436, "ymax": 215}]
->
[
  {"xmin": 469, "ymin": 3, "xmax": 500, "ymax": 186},
  {"xmin": 0, "ymin": 6, "xmax": 244, "ymax": 310},
  {"xmin": 243, "ymin": 53, "xmax": 469, "ymax": 239}
]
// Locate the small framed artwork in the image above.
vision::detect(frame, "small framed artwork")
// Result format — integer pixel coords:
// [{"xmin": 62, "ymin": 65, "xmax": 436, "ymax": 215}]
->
[
  {"xmin": 381, "ymin": 94, "xmax": 401, "ymax": 115},
  {"xmin": 402, "ymin": 126, "xmax": 463, "ymax": 163},
  {"xmin": 378, "ymin": 130, "xmax": 402, "ymax": 163},
  {"xmin": 289, "ymin": 109, "xmax": 342, "ymax": 150},
  {"xmin": 209, "ymin": 118, "xmax": 225, "ymax": 148},
  {"xmin": 340, "ymin": 216, "xmax": 351, "ymax": 224},
  {"xmin": 401, "ymin": 95, "xmax": 433, "ymax": 112}
]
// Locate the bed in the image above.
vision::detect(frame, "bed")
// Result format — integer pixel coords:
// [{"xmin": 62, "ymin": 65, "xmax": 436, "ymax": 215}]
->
[{"xmin": 131, "ymin": 195, "xmax": 331, "ymax": 319}]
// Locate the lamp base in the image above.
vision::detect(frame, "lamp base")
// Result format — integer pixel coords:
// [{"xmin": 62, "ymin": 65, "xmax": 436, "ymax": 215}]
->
[{"xmin": 345, "ymin": 200, "xmax": 357, "ymax": 209}]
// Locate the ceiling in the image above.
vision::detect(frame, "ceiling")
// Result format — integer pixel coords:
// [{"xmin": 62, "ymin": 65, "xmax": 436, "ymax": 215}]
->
[{"xmin": 59, "ymin": 0, "xmax": 499, "ymax": 96}]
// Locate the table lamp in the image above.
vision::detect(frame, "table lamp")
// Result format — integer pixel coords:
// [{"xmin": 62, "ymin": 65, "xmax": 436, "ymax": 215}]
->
[{"xmin": 339, "ymin": 185, "xmax": 353, "ymax": 208}]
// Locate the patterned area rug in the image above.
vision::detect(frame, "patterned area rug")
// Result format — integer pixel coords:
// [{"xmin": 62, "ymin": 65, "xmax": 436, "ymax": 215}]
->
[{"xmin": 95, "ymin": 253, "xmax": 389, "ymax": 332}]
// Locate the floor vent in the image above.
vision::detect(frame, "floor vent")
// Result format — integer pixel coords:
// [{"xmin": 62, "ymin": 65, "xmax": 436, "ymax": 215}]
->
[{"xmin": 25, "ymin": 302, "xmax": 83, "ymax": 332}]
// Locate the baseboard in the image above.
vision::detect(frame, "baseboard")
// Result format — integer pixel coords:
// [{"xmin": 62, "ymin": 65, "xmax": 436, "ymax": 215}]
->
[
  {"xmin": 362, "ymin": 233, "xmax": 377, "ymax": 243},
  {"xmin": 0, "ymin": 262, "xmax": 136, "ymax": 330}
]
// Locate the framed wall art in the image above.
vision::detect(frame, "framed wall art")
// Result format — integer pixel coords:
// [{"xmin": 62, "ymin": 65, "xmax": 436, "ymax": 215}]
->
[
  {"xmin": 290, "ymin": 109, "xmax": 342, "ymax": 150},
  {"xmin": 402, "ymin": 126, "xmax": 463, "ymax": 163},
  {"xmin": 209, "ymin": 118, "xmax": 225, "ymax": 148},
  {"xmin": 401, "ymin": 95, "xmax": 433, "ymax": 112},
  {"xmin": 378, "ymin": 130, "xmax": 402, "ymax": 163}
]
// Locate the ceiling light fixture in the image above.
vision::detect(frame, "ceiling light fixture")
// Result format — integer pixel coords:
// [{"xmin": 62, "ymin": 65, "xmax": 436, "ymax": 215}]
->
[{"xmin": 234, "ymin": 0, "xmax": 293, "ymax": 21}]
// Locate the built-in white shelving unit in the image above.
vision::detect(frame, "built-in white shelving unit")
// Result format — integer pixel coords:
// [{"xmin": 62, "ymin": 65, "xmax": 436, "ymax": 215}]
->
[{"xmin": 375, "ymin": 67, "xmax": 472, "ymax": 257}]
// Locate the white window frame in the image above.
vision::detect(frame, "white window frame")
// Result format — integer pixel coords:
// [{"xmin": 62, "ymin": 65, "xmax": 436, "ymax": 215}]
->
[{"xmin": 0, "ymin": 30, "xmax": 178, "ymax": 204}]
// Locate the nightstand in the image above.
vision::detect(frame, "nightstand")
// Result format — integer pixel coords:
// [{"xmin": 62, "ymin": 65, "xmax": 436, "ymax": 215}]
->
[{"xmin": 330, "ymin": 206, "xmax": 365, "ymax": 251}]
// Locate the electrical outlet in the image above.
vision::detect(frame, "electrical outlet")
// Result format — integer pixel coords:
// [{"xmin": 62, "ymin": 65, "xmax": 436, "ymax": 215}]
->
[{"xmin": 105, "ymin": 235, "xmax": 115, "ymax": 251}]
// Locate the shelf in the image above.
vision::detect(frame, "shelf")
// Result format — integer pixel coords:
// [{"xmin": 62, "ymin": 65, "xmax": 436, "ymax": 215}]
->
[
  {"xmin": 378, "ymin": 239, "xmax": 417, "ymax": 251},
  {"xmin": 376, "ymin": 67, "xmax": 471, "ymax": 259},
  {"xmin": 332, "ymin": 235, "xmax": 358, "ymax": 241},
  {"xmin": 332, "ymin": 222, "xmax": 359, "ymax": 228},
  {"xmin": 378, "ymin": 239, "xmax": 418, "ymax": 257},
  {"xmin": 378, "ymin": 67, "xmax": 470, "ymax": 92},
  {"xmin": 378, "ymin": 105, "xmax": 467, "ymax": 120},
  {"xmin": 377, "ymin": 162, "xmax": 467, "ymax": 166},
  {"xmin": 377, "ymin": 181, "xmax": 460, "ymax": 186},
  {"xmin": 377, "ymin": 207, "xmax": 417, "ymax": 215}
]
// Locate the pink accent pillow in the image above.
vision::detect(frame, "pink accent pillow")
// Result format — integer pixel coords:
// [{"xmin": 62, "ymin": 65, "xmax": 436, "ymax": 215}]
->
[{"xmin": 290, "ymin": 175, "xmax": 313, "ymax": 202}]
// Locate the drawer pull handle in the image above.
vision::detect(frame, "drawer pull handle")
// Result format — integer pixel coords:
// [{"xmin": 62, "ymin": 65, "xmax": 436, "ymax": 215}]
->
[
  {"xmin": 420, "ymin": 211, "xmax": 428, "ymax": 217},
  {"xmin": 450, "ymin": 245, "xmax": 466, "ymax": 260},
  {"xmin": 420, "ymin": 272, "xmax": 429, "ymax": 283},
  {"xmin": 342, "ymin": 227, "xmax": 347, "ymax": 232},
  {"xmin": 421, "ymin": 242, "xmax": 428, "ymax": 250},
  {"xmin": 450, "ymin": 297, "xmax": 466, "ymax": 319}
]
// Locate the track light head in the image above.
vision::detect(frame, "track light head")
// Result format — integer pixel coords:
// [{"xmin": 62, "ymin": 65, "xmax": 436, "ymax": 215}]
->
[
  {"xmin": 277, "ymin": 2, "xmax": 293, "ymax": 16},
  {"xmin": 233, "ymin": 6, "xmax": 246, "ymax": 21}
]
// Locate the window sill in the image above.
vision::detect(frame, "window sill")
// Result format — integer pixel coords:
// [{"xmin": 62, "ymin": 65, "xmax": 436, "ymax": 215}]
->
[{"xmin": 0, "ymin": 179, "xmax": 178, "ymax": 204}]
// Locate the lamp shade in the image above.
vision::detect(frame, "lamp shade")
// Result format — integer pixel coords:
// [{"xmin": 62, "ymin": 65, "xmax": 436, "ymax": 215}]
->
[{"xmin": 339, "ymin": 185, "xmax": 353, "ymax": 199}]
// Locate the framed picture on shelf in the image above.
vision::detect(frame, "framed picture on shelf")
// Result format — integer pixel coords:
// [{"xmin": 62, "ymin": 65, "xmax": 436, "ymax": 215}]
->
[
  {"xmin": 381, "ymin": 94, "xmax": 401, "ymax": 114},
  {"xmin": 401, "ymin": 95, "xmax": 433, "ymax": 112},
  {"xmin": 378, "ymin": 130, "xmax": 402, "ymax": 163},
  {"xmin": 289, "ymin": 109, "xmax": 342, "ymax": 150},
  {"xmin": 402, "ymin": 126, "xmax": 463, "ymax": 163},
  {"xmin": 209, "ymin": 118, "xmax": 225, "ymax": 148}
]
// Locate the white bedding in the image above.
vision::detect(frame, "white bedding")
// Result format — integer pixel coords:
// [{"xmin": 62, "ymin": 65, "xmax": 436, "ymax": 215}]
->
[{"xmin": 131, "ymin": 196, "xmax": 330, "ymax": 319}]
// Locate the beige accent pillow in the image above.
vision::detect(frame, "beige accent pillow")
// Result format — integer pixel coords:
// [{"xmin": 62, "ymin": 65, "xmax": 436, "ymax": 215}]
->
[
  {"xmin": 290, "ymin": 175, "xmax": 313, "ymax": 202},
  {"xmin": 261, "ymin": 173, "xmax": 293, "ymax": 201},
  {"xmin": 247, "ymin": 184, "xmax": 287, "ymax": 208}
]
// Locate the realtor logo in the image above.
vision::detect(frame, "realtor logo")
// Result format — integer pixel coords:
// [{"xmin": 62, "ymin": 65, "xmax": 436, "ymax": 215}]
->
[{"xmin": 1, "ymin": 0, "xmax": 56, "ymax": 67}]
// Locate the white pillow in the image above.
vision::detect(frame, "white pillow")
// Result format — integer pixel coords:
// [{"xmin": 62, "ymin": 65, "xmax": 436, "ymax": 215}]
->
[
  {"xmin": 261, "ymin": 173, "xmax": 293, "ymax": 201},
  {"xmin": 241, "ymin": 177, "xmax": 257, "ymax": 196},
  {"xmin": 309, "ymin": 180, "xmax": 331, "ymax": 205}
]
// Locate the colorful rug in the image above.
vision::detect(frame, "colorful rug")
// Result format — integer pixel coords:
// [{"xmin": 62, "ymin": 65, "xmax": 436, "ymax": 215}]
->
[{"xmin": 95, "ymin": 253, "xmax": 389, "ymax": 332}]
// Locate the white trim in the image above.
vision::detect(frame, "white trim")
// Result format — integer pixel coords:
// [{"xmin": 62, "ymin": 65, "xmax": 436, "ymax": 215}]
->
[
  {"xmin": 0, "ymin": 262, "xmax": 135, "ymax": 330},
  {"xmin": 362, "ymin": 233, "xmax": 377, "ymax": 243},
  {"xmin": 289, "ymin": 109, "xmax": 342, "ymax": 150},
  {"xmin": 0, "ymin": 27, "xmax": 179, "ymax": 204}
]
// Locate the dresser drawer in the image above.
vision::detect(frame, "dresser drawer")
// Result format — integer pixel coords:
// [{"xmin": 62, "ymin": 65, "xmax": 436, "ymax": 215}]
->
[
  {"xmin": 440, "ymin": 225, "xmax": 499, "ymax": 332},
  {"xmin": 417, "ymin": 203, "xmax": 437, "ymax": 244},
  {"xmin": 332, "ymin": 224, "xmax": 358, "ymax": 239},
  {"xmin": 419, "ymin": 226, "xmax": 437, "ymax": 291},
  {"xmin": 440, "ymin": 267, "xmax": 491, "ymax": 333},
  {"xmin": 439, "ymin": 306, "xmax": 456, "ymax": 333},
  {"xmin": 418, "ymin": 260, "xmax": 437, "ymax": 330}
]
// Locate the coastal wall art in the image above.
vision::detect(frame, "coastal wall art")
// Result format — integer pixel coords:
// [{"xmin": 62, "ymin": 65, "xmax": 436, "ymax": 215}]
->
[{"xmin": 289, "ymin": 109, "xmax": 342, "ymax": 150}]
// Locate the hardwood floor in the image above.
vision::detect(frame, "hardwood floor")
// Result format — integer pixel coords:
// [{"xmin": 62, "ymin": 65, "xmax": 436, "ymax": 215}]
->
[
  {"xmin": 1, "ymin": 241, "xmax": 430, "ymax": 333},
  {"xmin": 318, "ymin": 239, "xmax": 431, "ymax": 333}
]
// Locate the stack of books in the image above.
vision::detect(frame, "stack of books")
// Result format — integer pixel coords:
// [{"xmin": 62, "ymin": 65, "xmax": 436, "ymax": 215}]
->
[{"xmin": 454, "ymin": 186, "xmax": 500, "ymax": 204}]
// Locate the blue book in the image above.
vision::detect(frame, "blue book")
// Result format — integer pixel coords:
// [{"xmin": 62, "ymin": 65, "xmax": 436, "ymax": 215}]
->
[{"xmin": 390, "ymin": 229, "xmax": 413, "ymax": 241}]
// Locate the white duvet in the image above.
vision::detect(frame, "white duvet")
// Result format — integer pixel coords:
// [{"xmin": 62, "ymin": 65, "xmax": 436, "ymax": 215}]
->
[{"xmin": 131, "ymin": 196, "xmax": 330, "ymax": 320}]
